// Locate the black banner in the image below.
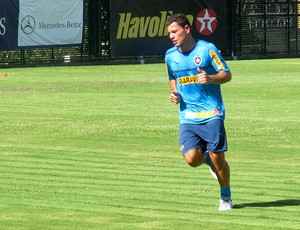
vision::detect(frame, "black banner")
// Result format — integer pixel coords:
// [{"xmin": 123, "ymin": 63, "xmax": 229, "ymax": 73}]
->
[
  {"xmin": 110, "ymin": 0, "xmax": 227, "ymax": 57},
  {"xmin": 0, "ymin": 0, "xmax": 19, "ymax": 51}
]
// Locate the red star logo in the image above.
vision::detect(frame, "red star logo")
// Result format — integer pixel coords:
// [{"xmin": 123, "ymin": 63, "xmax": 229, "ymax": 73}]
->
[{"xmin": 195, "ymin": 9, "xmax": 218, "ymax": 36}]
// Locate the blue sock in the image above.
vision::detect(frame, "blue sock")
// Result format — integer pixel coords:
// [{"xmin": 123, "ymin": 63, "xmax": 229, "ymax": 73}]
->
[
  {"xmin": 204, "ymin": 151, "xmax": 212, "ymax": 165},
  {"xmin": 221, "ymin": 186, "xmax": 231, "ymax": 200}
]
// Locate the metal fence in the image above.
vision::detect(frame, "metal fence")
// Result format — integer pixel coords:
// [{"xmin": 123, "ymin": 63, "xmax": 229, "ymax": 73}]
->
[
  {"xmin": 235, "ymin": 0, "xmax": 300, "ymax": 57},
  {"xmin": 0, "ymin": 0, "xmax": 299, "ymax": 66}
]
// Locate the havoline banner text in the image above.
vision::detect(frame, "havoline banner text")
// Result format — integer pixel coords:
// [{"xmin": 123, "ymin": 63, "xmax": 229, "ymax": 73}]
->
[{"xmin": 110, "ymin": 0, "xmax": 227, "ymax": 57}]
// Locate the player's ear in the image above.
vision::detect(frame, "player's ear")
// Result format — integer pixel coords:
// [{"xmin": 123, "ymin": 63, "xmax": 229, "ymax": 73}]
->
[{"xmin": 184, "ymin": 24, "xmax": 191, "ymax": 33}]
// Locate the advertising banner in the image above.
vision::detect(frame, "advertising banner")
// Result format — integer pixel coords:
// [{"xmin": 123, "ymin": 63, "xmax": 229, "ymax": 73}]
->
[
  {"xmin": 18, "ymin": 0, "xmax": 84, "ymax": 48},
  {"xmin": 110, "ymin": 0, "xmax": 227, "ymax": 57},
  {"xmin": 0, "ymin": 0, "xmax": 19, "ymax": 50},
  {"xmin": 0, "ymin": 0, "xmax": 84, "ymax": 51}
]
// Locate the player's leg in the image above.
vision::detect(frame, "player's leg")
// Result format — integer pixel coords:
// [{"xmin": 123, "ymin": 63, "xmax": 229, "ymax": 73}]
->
[
  {"xmin": 204, "ymin": 120, "xmax": 233, "ymax": 211},
  {"xmin": 209, "ymin": 151, "xmax": 230, "ymax": 188},
  {"xmin": 183, "ymin": 147, "xmax": 205, "ymax": 167},
  {"xmin": 179, "ymin": 124, "xmax": 217, "ymax": 171},
  {"xmin": 210, "ymin": 152, "xmax": 232, "ymax": 211},
  {"xmin": 179, "ymin": 124, "xmax": 208, "ymax": 167}
]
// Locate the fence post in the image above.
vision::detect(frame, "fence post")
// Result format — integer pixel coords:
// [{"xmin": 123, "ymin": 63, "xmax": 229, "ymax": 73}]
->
[
  {"xmin": 88, "ymin": 0, "xmax": 100, "ymax": 60},
  {"xmin": 227, "ymin": 0, "xmax": 237, "ymax": 58}
]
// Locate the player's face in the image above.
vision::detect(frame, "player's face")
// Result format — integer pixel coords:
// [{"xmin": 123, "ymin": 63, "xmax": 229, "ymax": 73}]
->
[{"xmin": 167, "ymin": 22, "xmax": 189, "ymax": 47}]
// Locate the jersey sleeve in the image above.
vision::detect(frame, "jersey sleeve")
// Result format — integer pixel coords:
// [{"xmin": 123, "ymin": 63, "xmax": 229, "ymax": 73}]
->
[
  {"xmin": 207, "ymin": 43, "xmax": 230, "ymax": 73},
  {"xmin": 165, "ymin": 57, "xmax": 175, "ymax": 80}
]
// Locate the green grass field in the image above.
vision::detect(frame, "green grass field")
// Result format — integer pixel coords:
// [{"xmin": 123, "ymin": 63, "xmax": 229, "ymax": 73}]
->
[{"xmin": 0, "ymin": 58, "xmax": 299, "ymax": 229}]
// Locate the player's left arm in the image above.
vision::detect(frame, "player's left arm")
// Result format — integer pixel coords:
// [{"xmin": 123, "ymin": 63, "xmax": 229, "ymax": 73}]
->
[
  {"xmin": 197, "ymin": 68, "xmax": 231, "ymax": 85},
  {"xmin": 197, "ymin": 43, "xmax": 232, "ymax": 85}
]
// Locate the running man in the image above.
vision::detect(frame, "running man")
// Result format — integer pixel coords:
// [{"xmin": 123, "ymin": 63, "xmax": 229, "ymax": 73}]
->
[{"xmin": 165, "ymin": 13, "xmax": 233, "ymax": 211}]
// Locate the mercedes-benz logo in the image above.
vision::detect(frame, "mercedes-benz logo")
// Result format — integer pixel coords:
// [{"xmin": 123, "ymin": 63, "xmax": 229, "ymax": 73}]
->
[{"xmin": 21, "ymin": 15, "xmax": 36, "ymax": 34}]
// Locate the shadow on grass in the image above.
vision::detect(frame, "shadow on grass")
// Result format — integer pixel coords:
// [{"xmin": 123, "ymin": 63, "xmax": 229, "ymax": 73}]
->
[{"xmin": 234, "ymin": 199, "xmax": 300, "ymax": 209}]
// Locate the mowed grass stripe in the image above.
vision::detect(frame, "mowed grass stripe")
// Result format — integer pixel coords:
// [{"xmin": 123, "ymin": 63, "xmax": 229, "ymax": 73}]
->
[
  {"xmin": 4, "ymin": 188, "xmax": 299, "ymax": 228},
  {"xmin": 1, "ymin": 160, "xmax": 298, "ymax": 190},
  {"xmin": 0, "ymin": 155, "xmax": 298, "ymax": 217}
]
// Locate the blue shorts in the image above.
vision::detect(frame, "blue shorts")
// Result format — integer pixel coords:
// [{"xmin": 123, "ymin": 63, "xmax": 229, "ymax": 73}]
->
[{"xmin": 179, "ymin": 119, "xmax": 227, "ymax": 154}]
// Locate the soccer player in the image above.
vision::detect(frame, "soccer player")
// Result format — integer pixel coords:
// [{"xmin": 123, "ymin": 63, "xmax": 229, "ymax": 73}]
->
[{"xmin": 165, "ymin": 13, "xmax": 233, "ymax": 211}]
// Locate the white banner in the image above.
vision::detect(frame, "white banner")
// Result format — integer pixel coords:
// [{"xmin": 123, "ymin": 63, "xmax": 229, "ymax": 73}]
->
[{"xmin": 18, "ymin": 0, "xmax": 83, "ymax": 47}]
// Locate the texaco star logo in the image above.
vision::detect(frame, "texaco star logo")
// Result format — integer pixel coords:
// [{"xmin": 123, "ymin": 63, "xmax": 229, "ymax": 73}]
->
[
  {"xmin": 21, "ymin": 15, "xmax": 36, "ymax": 35},
  {"xmin": 195, "ymin": 9, "xmax": 217, "ymax": 36}
]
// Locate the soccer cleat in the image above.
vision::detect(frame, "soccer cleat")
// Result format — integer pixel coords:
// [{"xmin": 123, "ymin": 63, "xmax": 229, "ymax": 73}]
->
[
  {"xmin": 209, "ymin": 165, "xmax": 218, "ymax": 180},
  {"xmin": 218, "ymin": 199, "xmax": 233, "ymax": 211}
]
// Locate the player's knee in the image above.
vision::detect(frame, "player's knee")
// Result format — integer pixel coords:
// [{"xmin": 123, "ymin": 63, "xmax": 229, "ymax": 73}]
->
[
  {"xmin": 184, "ymin": 150, "xmax": 205, "ymax": 167},
  {"xmin": 185, "ymin": 157, "xmax": 201, "ymax": 167}
]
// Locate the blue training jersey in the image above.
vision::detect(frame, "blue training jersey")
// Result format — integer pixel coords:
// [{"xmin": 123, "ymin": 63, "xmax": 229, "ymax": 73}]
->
[{"xmin": 165, "ymin": 40, "xmax": 230, "ymax": 124}]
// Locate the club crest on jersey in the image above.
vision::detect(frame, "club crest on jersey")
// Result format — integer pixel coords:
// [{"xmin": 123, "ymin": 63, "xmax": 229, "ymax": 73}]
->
[{"xmin": 193, "ymin": 56, "xmax": 202, "ymax": 66}]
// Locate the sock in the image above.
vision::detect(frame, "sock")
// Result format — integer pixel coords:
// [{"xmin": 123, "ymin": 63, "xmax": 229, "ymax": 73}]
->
[
  {"xmin": 221, "ymin": 186, "xmax": 231, "ymax": 201},
  {"xmin": 204, "ymin": 151, "xmax": 212, "ymax": 165}
]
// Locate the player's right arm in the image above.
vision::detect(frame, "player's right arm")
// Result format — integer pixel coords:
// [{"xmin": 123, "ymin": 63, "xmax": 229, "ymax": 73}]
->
[
  {"xmin": 166, "ymin": 56, "xmax": 180, "ymax": 104},
  {"xmin": 169, "ymin": 79, "xmax": 180, "ymax": 104}
]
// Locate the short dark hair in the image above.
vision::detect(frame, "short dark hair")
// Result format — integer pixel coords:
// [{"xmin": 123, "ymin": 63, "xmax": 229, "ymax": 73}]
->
[{"xmin": 165, "ymin": 13, "xmax": 191, "ymax": 28}]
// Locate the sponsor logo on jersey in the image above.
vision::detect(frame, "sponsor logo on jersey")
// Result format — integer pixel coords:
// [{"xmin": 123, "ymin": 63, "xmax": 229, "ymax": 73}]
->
[
  {"xmin": 185, "ymin": 109, "xmax": 221, "ymax": 119},
  {"xmin": 185, "ymin": 110, "xmax": 214, "ymax": 119},
  {"xmin": 209, "ymin": 50, "xmax": 225, "ymax": 70},
  {"xmin": 213, "ymin": 109, "xmax": 221, "ymax": 116},
  {"xmin": 178, "ymin": 76, "xmax": 200, "ymax": 85}
]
